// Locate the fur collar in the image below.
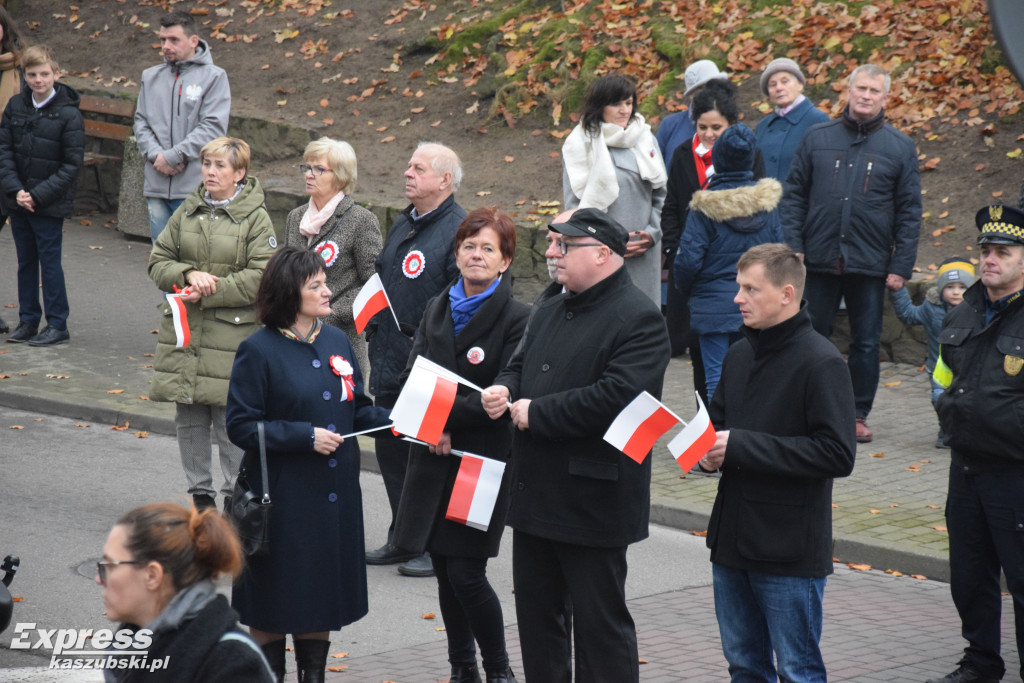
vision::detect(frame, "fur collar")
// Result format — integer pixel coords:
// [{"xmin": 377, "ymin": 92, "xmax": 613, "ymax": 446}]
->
[{"xmin": 689, "ymin": 178, "xmax": 782, "ymax": 222}]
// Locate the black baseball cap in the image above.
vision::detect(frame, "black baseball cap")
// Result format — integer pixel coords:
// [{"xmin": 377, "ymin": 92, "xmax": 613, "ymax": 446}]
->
[{"xmin": 549, "ymin": 207, "xmax": 629, "ymax": 257}]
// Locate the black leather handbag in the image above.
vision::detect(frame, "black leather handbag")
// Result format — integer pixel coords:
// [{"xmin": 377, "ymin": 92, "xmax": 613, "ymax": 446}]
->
[{"xmin": 229, "ymin": 422, "xmax": 272, "ymax": 557}]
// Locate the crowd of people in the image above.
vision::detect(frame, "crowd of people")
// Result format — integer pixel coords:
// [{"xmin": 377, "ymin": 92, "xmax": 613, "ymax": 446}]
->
[{"xmin": 3, "ymin": 7, "xmax": 1023, "ymax": 683}]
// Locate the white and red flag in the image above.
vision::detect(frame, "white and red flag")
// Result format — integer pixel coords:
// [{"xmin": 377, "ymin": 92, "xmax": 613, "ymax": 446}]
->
[
  {"xmin": 390, "ymin": 364, "xmax": 458, "ymax": 445},
  {"xmin": 353, "ymin": 273, "xmax": 398, "ymax": 334},
  {"xmin": 603, "ymin": 391, "xmax": 680, "ymax": 464},
  {"xmin": 445, "ymin": 453, "xmax": 506, "ymax": 531},
  {"xmin": 165, "ymin": 286, "xmax": 192, "ymax": 348},
  {"xmin": 667, "ymin": 392, "xmax": 717, "ymax": 472}
]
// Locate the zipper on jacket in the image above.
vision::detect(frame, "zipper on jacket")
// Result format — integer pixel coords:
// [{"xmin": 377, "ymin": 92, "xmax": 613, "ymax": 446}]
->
[{"xmin": 862, "ymin": 159, "xmax": 873, "ymax": 194}]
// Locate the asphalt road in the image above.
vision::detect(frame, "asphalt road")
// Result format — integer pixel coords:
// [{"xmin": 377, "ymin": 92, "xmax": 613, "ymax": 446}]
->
[{"xmin": 0, "ymin": 407, "xmax": 714, "ymax": 681}]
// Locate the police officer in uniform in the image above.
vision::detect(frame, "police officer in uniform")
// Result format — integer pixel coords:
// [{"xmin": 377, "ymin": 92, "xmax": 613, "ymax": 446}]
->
[{"xmin": 929, "ymin": 204, "xmax": 1024, "ymax": 683}]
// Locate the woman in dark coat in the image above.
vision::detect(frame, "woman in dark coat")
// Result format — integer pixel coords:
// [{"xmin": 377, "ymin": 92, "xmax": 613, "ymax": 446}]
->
[
  {"xmin": 394, "ymin": 207, "xmax": 528, "ymax": 683},
  {"xmin": 226, "ymin": 247, "xmax": 393, "ymax": 683}
]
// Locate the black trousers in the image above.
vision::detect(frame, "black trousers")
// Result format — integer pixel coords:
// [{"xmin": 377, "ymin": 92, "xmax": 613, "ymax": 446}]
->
[
  {"xmin": 373, "ymin": 395, "xmax": 408, "ymax": 540},
  {"xmin": 512, "ymin": 530, "xmax": 638, "ymax": 683},
  {"xmin": 433, "ymin": 554, "xmax": 509, "ymax": 673},
  {"xmin": 946, "ymin": 462, "xmax": 1024, "ymax": 679}
]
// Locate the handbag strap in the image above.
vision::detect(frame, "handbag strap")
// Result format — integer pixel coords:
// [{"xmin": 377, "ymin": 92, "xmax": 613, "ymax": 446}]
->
[{"xmin": 257, "ymin": 422, "xmax": 271, "ymax": 504}]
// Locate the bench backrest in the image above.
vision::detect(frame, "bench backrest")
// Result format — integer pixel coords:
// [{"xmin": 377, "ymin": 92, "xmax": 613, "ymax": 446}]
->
[{"xmin": 80, "ymin": 95, "xmax": 135, "ymax": 142}]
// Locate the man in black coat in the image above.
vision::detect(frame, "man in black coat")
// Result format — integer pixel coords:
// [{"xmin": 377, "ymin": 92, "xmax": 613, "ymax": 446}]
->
[
  {"xmin": 928, "ymin": 205, "xmax": 1024, "ymax": 683},
  {"xmin": 700, "ymin": 243, "xmax": 855, "ymax": 682},
  {"xmin": 365, "ymin": 142, "xmax": 465, "ymax": 577},
  {"xmin": 483, "ymin": 208, "xmax": 670, "ymax": 682},
  {"xmin": 781, "ymin": 63, "xmax": 921, "ymax": 443}
]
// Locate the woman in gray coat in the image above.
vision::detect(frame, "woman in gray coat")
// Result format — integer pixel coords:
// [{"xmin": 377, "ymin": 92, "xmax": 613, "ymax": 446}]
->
[{"xmin": 285, "ymin": 137, "xmax": 383, "ymax": 374}]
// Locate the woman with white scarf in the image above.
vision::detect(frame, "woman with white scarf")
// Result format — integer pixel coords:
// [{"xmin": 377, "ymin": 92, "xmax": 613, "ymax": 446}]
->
[
  {"xmin": 285, "ymin": 137, "xmax": 383, "ymax": 375},
  {"xmin": 561, "ymin": 74, "xmax": 667, "ymax": 304}
]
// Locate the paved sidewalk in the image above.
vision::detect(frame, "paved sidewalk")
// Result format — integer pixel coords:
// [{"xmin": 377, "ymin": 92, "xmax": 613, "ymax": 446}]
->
[{"xmin": 0, "ymin": 215, "xmax": 951, "ymax": 582}]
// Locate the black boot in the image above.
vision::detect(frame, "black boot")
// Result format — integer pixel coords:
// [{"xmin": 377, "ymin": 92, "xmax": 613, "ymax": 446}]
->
[
  {"xmin": 294, "ymin": 638, "xmax": 330, "ymax": 683},
  {"xmin": 485, "ymin": 667, "xmax": 517, "ymax": 682},
  {"xmin": 450, "ymin": 662, "xmax": 482, "ymax": 683},
  {"xmin": 260, "ymin": 639, "xmax": 285, "ymax": 683},
  {"xmin": 0, "ymin": 315, "xmax": 8, "ymax": 334}
]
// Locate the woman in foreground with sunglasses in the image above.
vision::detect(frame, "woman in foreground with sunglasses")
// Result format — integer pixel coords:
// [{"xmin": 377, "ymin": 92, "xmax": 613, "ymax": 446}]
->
[
  {"xmin": 96, "ymin": 502, "xmax": 274, "ymax": 682},
  {"xmin": 285, "ymin": 136, "xmax": 382, "ymax": 375}
]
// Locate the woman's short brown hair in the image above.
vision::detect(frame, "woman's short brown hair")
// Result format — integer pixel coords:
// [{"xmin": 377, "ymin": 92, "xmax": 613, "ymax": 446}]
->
[
  {"xmin": 200, "ymin": 137, "xmax": 251, "ymax": 176},
  {"xmin": 256, "ymin": 246, "xmax": 327, "ymax": 330},
  {"xmin": 455, "ymin": 207, "xmax": 517, "ymax": 263}
]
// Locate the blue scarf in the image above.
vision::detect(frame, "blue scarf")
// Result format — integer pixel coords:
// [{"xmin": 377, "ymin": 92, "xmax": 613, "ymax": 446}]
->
[{"xmin": 449, "ymin": 276, "xmax": 500, "ymax": 336}]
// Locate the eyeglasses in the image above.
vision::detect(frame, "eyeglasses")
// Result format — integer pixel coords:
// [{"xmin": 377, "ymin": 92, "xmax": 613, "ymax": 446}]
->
[
  {"xmin": 299, "ymin": 164, "xmax": 332, "ymax": 177},
  {"xmin": 97, "ymin": 560, "xmax": 144, "ymax": 585},
  {"xmin": 555, "ymin": 240, "xmax": 605, "ymax": 256}
]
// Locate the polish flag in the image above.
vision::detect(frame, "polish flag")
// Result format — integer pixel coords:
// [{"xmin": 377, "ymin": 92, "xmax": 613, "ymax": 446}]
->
[
  {"xmin": 446, "ymin": 453, "xmax": 506, "ymax": 531},
  {"xmin": 353, "ymin": 273, "xmax": 391, "ymax": 334},
  {"xmin": 603, "ymin": 391, "xmax": 680, "ymax": 464},
  {"xmin": 667, "ymin": 393, "xmax": 716, "ymax": 472},
  {"xmin": 390, "ymin": 365, "xmax": 458, "ymax": 445},
  {"xmin": 165, "ymin": 289, "xmax": 191, "ymax": 348}
]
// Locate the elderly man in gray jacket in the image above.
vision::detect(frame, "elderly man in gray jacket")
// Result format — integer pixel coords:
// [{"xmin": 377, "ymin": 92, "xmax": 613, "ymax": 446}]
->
[{"xmin": 134, "ymin": 10, "xmax": 230, "ymax": 243}]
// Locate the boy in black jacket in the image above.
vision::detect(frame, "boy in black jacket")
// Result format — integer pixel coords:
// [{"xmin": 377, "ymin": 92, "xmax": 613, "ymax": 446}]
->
[{"xmin": 0, "ymin": 45, "xmax": 84, "ymax": 346}]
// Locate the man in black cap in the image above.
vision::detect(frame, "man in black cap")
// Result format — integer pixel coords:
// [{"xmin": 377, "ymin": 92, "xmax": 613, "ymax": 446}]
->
[
  {"xmin": 482, "ymin": 207, "xmax": 670, "ymax": 682},
  {"xmin": 929, "ymin": 204, "xmax": 1024, "ymax": 683}
]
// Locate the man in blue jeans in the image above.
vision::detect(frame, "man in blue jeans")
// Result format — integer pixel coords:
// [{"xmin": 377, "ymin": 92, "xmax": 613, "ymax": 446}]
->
[
  {"xmin": 699, "ymin": 244, "xmax": 856, "ymax": 682},
  {"xmin": 780, "ymin": 64, "xmax": 921, "ymax": 443}
]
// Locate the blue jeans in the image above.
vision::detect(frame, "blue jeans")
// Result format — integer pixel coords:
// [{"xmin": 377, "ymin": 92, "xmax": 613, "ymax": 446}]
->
[
  {"xmin": 9, "ymin": 213, "xmax": 69, "ymax": 330},
  {"xmin": 803, "ymin": 272, "xmax": 885, "ymax": 418},
  {"xmin": 699, "ymin": 331, "xmax": 743, "ymax": 403},
  {"xmin": 147, "ymin": 197, "xmax": 184, "ymax": 243},
  {"xmin": 713, "ymin": 564, "xmax": 827, "ymax": 683}
]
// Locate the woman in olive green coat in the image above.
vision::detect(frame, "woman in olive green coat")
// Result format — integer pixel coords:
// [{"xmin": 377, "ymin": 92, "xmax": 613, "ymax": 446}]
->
[{"xmin": 149, "ymin": 137, "xmax": 278, "ymax": 511}]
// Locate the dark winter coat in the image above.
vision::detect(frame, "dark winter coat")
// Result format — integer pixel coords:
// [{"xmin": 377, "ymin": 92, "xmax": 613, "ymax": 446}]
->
[
  {"xmin": 0, "ymin": 83, "xmax": 84, "ymax": 218},
  {"xmin": 754, "ymin": 97, "xmax": 830, "ymax": 182},
  {"xmin": 106, "ymin": 595, "xmax": 273, "ymax": 683},
  {"xmin": 936, "ymin": 283, "xmax": 1024, "ymax": 472},
  {"xmin": 707, "ymin": 305, "xmax": 857, "ymax": 577},
  {"xmin": 393, "ymin": 275, "xmax": 529, "ymax": 557},
  {"xmin": 227, "ymin": 326, "xmax": 392, "ymax": 633},
  {"xmin": 780, "ymin": 108, "xmax": 921, "ymax": 280},
  {"xmin": 367, "ymin": 194, "xmax": 464, "ymax": 398},
  {"xmin": 493, "ymin": 266, "xmax": 671, "ymax": 547},
  {"xmin": 890, "ymin": 285, "xmax": 949, "ymax": 373},
  {"xmin": 674, "ymin": 176, "xmax": 783, "ymax": 334}
]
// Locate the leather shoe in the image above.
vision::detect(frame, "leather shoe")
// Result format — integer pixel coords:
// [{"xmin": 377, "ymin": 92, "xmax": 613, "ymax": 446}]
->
[
  {"xmin": 28, "ymin": 326, "xmax": 70, "ymax": 346},
  {"xmin": 192, "ymin": 494, "xmax": 216, "ymax": 511},
  {"xmin": 486, "ymin": 666, "xmax": 517, "ymax": 682},
  {"xmin": 397, "ymin": 552, "xmax": 435, "ymax": 577},
  {"xmin": 365, "ymin": 542, "xmax": 418, "ymax": 565},
  {"xmin": 0, "ymin": 315, "xmax": 8, "ymax": 334},
  {"xmin": 855, "ymin": 417, "xmax": 873, "ymax": 443},
  {"xmin": 925, "ymin": 664, "xmax": 998, "ymax": 683},
  {"xmin": 5, "ymin": 322, "xmax": 38, "ymax": 343},
  {"xmin": 449, "ymin": 663, "xmax": 482, "ymax": 683}
]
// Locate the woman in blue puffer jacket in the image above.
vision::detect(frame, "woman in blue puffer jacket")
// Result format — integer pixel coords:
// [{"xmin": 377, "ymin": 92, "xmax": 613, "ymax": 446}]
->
[{"xmin": 674, "ymin": 123, "xmax": 783, "ymax": 401}]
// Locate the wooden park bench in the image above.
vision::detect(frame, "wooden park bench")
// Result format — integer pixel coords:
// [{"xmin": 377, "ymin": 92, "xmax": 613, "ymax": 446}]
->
[{"xmin": 80, "ymin": 94, "xmax": 136, "ymax": 211}]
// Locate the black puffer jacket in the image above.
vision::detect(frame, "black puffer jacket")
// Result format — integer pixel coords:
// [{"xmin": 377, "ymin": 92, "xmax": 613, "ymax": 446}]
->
[
  {"xmin": 367, "ymin": 194, "xmax": 464, "ymax": 398},
  {"xmin": 780, "ymin": 108, "xmax": 921, "ymax": 280},
  {"xmin": 936, "ymin": 282, "xmax": 1024, "ymax": 472},
  {"xmin": 0, "ymin": 82, "xmax": 84, "ymax": 218}
]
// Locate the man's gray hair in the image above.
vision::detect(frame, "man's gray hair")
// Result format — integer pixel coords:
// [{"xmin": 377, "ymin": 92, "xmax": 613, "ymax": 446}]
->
[
  {"xmin": 849, "ymin": 64, "xmax": 891, "ymax": 94},
  {"xmin": 417, "ymin": 141, "xmax": 463, "ymax": 193}
]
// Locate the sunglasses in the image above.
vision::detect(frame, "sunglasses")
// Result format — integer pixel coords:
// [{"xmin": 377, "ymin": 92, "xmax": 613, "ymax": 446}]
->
[{"xmin": 97, "ymin": 560, "xmax": 143, "ymax": 585}]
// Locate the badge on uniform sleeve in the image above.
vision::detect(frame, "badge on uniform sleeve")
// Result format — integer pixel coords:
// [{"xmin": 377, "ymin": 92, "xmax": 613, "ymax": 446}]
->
[
  {"xmin": 467, "ymin": 347, "xmax": 485, "ymax": 364},
  {"xmin": 269, "ymin": 236, "xmax": 278, "ymax": 248},
  {"xmin": 1005, "ymin": 355, "xmax": 1023, "ymax": 376},
  {"xmin": 316, "ymin": 240, "xmax": 339, "ymax": 267},
  {"xmin": 402, "ymin": 250, "xmax": 426, "ymax": 279}
]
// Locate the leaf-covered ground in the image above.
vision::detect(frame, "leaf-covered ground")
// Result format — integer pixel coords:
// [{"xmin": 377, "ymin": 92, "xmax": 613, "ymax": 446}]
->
[{"xmin": 28, "ymin": 0, "xmax": 1024, "ymax": 274}]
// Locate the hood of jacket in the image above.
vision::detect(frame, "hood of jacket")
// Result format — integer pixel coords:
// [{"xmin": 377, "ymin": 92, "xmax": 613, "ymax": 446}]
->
[
  {"xmin": 689, "ymin": 177, "xmax": 782, "ymax": 232},
  {"xmin": 165, "ymin": 39, "xmax": 215, "ymax": 72},
  {"xmin": 181, "ymin": 175, "xmax": 267, "ymax": 221}
]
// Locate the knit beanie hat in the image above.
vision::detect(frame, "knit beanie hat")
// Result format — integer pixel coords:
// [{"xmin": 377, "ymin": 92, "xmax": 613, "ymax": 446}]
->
[
  {"xmin": 683, "ymin": 60, "xmax": 728, "ymax": 99},
  {"xmin": 760, "ymin": 58, "xmax": 807, "ymax": 95},
  {"xmin": 711, "ymin": 123, "xmax": 757, "ymax": 174},
  {"xmin": 936, "ymin": 257, "xmax": 976, "ymax": 292}
]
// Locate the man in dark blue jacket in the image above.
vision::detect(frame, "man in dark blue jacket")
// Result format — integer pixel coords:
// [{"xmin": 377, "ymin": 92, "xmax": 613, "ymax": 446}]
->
[
  {"xmin": 365, "ymin": 142, "xmax": 464, "ymax": 578},
  {"xmin": 781, "ymin": 64, "xmax": 921, "ymax": 443},
  {"xmin": 701, "ymin": 243, "xmax": 855, "ymax": 683}
]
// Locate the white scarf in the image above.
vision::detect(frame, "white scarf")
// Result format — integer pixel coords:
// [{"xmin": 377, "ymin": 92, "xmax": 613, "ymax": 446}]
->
[
  {"xmin": 300, "ymin": 191, "xmax": 345, "ymax": 244},
  {"xmin": 562, "ymin": 112, "xmax": 667, "ymax": 211}
]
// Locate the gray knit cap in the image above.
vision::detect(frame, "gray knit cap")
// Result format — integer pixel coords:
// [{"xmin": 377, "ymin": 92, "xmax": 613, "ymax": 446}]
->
[
  {"xmin": 760, "ymin": 58, "xmax": 807, "ymax": 95},
  {"xmin": 682, "ymin": 60, "xmax": 728, "ymax": 99}
]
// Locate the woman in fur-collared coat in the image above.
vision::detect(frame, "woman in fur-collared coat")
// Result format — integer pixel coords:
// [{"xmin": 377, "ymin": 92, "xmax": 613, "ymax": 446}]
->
[{"xmin": 674, "ymin": 123, "xmax": 783, "ymax": 400}]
